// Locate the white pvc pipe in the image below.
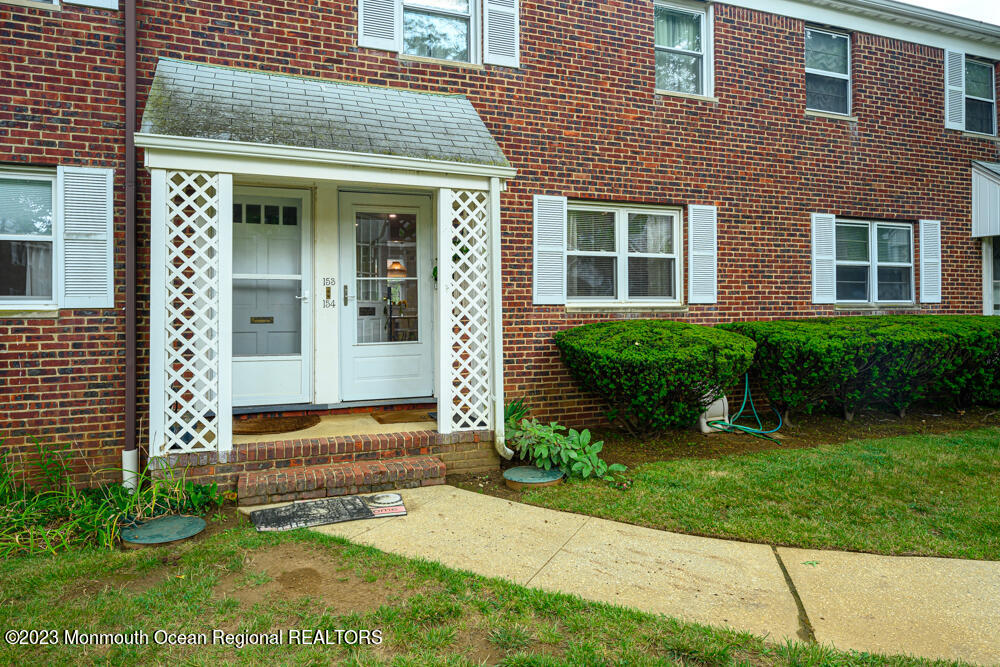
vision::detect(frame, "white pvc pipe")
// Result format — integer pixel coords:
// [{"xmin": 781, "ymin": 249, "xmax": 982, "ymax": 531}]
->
[{"xmin": 122, "ymin": 448, "xmax": 140, "ymax": 492}]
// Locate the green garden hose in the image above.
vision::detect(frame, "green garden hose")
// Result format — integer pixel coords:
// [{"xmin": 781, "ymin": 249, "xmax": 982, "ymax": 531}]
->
[{"xmin": 707, "ymin": 374, "xmax": 783, "ymax": 441}]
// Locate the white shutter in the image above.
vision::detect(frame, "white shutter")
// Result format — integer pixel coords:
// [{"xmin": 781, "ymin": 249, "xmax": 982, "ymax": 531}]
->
[
  {"xmin": 58, "ymin": 166, "xmax": 114, "ymax": 309},
  {"xmin": 920, "ymin": 219, "xmax": 942, "ymax": 303},
  {"xmin": 533, "ymin": 195, "xmax": 566, "ymax": 305},
  {"xmin": 359, "ymin": 0, "xmax": 400, "ymax": 51},
  {"xmin": 65, "ymin": 0, "xmax": 119, "ymax": 8},
  {"xmin": 687, "ymin": 205, "xmax": 717, "ymax": 304},
  {"xmin": 944, "ymin": 50, "xmax": 966, "ymax": 131},
  {"xmin": 811, "ymin": 213, "xmax": 836, "ymax": 304},
  {"xmin": 484, "ymin": 0, "xmax": 520, "ymax": 67}
]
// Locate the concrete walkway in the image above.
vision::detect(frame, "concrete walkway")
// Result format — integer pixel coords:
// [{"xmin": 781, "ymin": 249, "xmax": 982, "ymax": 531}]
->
[{"xmin": 242, "ymin": 485, "xmax": 1000, "ymax": 664}]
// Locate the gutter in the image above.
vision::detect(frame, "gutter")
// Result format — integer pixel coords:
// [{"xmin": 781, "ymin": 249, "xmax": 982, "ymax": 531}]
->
[{"xmin": 122, "ymin": 0, "xmax": 139, "ymax": 490}]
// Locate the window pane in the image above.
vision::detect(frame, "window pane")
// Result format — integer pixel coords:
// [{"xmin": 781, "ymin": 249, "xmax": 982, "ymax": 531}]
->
[
  {"xmin": 403, "ymin": 10, "xmax": 469, "ymax": 62},
  {"xmin": 805, "ymin": 29, "xmax": 848, "ymax": 74},
  {"xmin": 877, "ymin": 226, "xmax": 911, "ymax": 263},
  {"xmin": 0, "ymin": 178, "xmax": 53, "ymax": 236},
  {"xmin": 628, "ymin": 213, "xmax": 674, "ymax": 254},
  {"xmin": 654, "ymin": 7, "xmax": 701, "ymax": 51},
  {"xmin": 966, "ymin": 60, "xmax": 994, "ymax": 100},
  {"xmin": 836, "ymin": 224, "xmax": 869, "ymax": 261},
  {"xmin": 355, "ymin": 279, "xmax": 420, "ymax": 344},
  {"xmin": 567, "ymin": 256, "xmax": 616, "ymax": 298},
  {"xmin": 836, "ymin": 264, "xmax": 868, "ymax": 301},
  {"xmin": 403, "ymin": 0, "xmax": 468, "ymax": 11},
  {"xmin": 877, "ymin": 267, "xmax": 912, "ymax": 301},
  {"xmin": 567, "ymin": 210, "xmax": 615, "ymax": 252},
  {"xmin": 656, "ymin": 51, "xmax": 702, "ymax": 94},
  {"xmin": 0, "ymin": 240, "xmax": 53, "ymax": 299},
  {"xmin": 628, "ymin": 257, "xmax": 675, "ymax": 298},
  {"xmin": 806, "ymin": 73, "xmax": 849, "ymax": 114},
  {"xmin": 966, "ymin": 99, "xmax": 995, "ymax": 135}
]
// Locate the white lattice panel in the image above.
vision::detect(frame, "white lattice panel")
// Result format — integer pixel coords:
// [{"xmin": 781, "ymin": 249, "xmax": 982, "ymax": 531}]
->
[
  {"xmin": 151, "ymin": 171, "xmax": 228, "ymax": 456},
  {"xmin": 444, "ymin": 190, "xmax": 493, "ymax": 431}
]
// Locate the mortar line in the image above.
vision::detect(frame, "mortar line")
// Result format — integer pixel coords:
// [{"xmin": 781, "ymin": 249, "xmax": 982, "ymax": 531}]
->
[
  {"xmin": 771, "ymin": 546, "xmax": 817, "ymax": 644},
  {"xmin": 525, "ymin": 516, "xmax": 591, "ymax": 587}
]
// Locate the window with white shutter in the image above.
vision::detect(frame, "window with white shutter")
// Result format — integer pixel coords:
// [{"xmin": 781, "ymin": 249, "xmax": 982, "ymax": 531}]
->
[
  {"xmin": 359, "ymin": 0, "xmax": 401, "ymax": 52},
  {"xmin": 919, "ymin": 220, "xmax": 942, "ymax": 303},
  {"xmin": 943, "ymin": 50, "xmax": 996, "ymax": 135},
  {"xmin": 817, "ymin": 216, "xmax": 915, "ymax": 305},
  {"xmin": 58, "ymin": 166, "xmax": 115, "ymax": 309},
  {"xmin": 811, "ymin": 212, "xmax": 836, "ymax": 304},
  {"xmin": 944, "ymin": 50, "xmax": 966, "ymax": 130}
]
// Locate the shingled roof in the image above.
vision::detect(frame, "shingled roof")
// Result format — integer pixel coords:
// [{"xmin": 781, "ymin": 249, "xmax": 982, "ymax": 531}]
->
[{"xmin": 140, "ymin": 59, "xmax": 509, "ymax": 168}]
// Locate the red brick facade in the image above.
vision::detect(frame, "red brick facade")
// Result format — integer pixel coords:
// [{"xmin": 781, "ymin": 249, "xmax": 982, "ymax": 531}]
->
[{"xmin": 2, "ymin": 0, "xmax": 999, "ymax": 485}]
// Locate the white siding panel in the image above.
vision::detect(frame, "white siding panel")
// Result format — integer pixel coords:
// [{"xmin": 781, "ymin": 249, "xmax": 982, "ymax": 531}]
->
[{"xmin": 973, "ymin": 169, "xmax": 1000, "ymax": 238}]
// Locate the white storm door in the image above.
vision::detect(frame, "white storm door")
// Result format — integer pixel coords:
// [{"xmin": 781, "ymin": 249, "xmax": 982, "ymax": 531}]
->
[
  {"xmin": 232, "ymin": 188, "xmax": 312, "ymax": 406},
  {"xmin": 989, "ymin": 237, "xmax": 1000, "ymax": 315},
  {"xmin": 339, "ymin": 193, "xmax": 434, "ymax": 401}
]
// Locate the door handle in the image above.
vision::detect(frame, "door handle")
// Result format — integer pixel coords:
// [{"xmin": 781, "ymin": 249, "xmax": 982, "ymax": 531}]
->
[
  {"xmin": 295, "ymin": 291, "xmax": 309, "ymax": 302},
  {"xmin": 343, "ymin": 284, "xmax": 349, "ymax": 306}
]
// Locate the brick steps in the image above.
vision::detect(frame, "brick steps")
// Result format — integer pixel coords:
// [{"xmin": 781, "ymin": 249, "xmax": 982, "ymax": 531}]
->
[{"xmin": 237, "ymin": 455, "xmax": 446, "ymax": 506}]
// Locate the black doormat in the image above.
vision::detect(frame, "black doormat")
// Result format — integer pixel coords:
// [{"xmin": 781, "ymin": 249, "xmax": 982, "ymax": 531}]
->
[{"xmin": 249, "ymin": 493, "xmax": 407, "ymax": 532}]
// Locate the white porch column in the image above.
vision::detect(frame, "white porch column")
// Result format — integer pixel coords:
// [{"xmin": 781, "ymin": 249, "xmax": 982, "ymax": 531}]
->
[
  {"xmin": 148, "ymin": 170, "xmax": 233, "ymax": 459},
  {"xmin": 435, "ymin": 187, "xmax": 499, "ymax": 436}
]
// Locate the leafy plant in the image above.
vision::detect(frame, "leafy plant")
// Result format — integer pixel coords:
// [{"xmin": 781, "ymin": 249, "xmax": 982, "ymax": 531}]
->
[
  {"xmin": 554, "ymin": 320, "xmax": 756, "ymax": 434},
  {"xmin": 509, "ymin": 418, "xmax": 626, "ymax": 482},
  {"xmin": 504, "ymin": 398, "xmax": 530, "ymax": 430}
]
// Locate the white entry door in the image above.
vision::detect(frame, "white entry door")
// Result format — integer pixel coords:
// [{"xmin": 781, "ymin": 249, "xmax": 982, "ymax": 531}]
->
[
  {"xmin": 339, "ymin": 193, "xmax": 434, "ymax": 401},
  {"xmin": 232, "ymin": 188, "xmax": 312, "ymax": 406}
]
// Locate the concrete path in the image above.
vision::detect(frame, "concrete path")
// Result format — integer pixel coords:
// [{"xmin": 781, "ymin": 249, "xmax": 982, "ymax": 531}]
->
[{"xmin": 241, "ymin": 485, "xmax": 1000, "ymax": 664}]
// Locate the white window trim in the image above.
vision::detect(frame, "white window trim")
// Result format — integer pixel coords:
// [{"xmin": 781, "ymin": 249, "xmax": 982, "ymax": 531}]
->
[
  {"xmin": 805, "ymin": 27, "xmax": 852, "ymax": 117},
  {"xmin": 654, "ymin": 0, "xmax": 714, "ymax": 98},
  {"xmin": 834, "ymin": 220, "xmax": 915, "ymax": 305},
  {"xmin": 0, "ymin": 169, "xmax": 59, "ymax": 310},
  {"xmin": 401, "ymin": 0, "xmax": 480, "ymax": 65},
  {"xmin": 566, "ymin": 202, "xmax": 683, "ymax": 306},
  {"xmin": 965, "ymin": 57, "xmax": 997, "ymax": 136}
]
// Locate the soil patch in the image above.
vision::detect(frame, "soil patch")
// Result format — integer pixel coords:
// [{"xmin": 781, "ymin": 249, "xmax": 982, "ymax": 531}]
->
[
  {"xmin": 450, "ymin": 406, "xmax": 1000, "ymax": 501},
  {"xmin": 61, "ymin": 568, "xmax": 173, "ymax": 602},
  {"xmin": 213, "ymin": 543, "xmax": 419, "ymax": 613}
]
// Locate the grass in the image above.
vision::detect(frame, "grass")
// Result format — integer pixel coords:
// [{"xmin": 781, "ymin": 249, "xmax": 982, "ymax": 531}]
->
[
  {"xmin": 0, "ymin": 521, "xmax": 962, "ymax": 666},
  {"xmin": 523, "ymin": 428, "xmax": 1000, "ymax": 560}
]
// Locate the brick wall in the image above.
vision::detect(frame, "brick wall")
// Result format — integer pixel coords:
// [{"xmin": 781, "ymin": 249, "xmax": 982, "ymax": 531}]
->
[
  {"xmin": 3, "ymin": 0, "xmax": 1000, "ymax": 485},
  {"xmin": 0, "ymin": 3, "xmax": 125, "ymax": 486}
]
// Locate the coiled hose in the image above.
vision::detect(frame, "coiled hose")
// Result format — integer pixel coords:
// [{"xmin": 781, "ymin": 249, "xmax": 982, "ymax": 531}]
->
[{"xmin": 707, "ymin": 374, "xmax": 783, "ymax": 441}]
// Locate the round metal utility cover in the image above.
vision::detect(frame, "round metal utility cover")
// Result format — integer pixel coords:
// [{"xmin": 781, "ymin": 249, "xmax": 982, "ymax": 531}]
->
[
  {"xmin": 369, "ymin": 493, "xmax": 403, "ymax": 506},
  {"xmin": 121, "ymin": 515, "xmax": 206, "ymax": 547},
  {"xmin": 503, "ymin": 466, "xmax": 564, "ymax": 490}
]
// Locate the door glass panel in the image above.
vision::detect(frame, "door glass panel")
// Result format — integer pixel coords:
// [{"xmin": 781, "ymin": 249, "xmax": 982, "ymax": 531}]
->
[{"xmin": 355, "ymin": 212, "xmax": 420, "ymax": 344}]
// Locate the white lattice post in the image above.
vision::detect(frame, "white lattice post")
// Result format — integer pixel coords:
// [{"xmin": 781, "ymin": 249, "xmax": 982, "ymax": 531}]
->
[
  {"xmin": 436, "ymin": 189, "xmax": 455, "ymax": 434},
  {"xmin": 148, "ymin": 170, "xmax": 232, "ymax": 458},
  {"xmin": 489, "ymin": 177, "xmax": 507, "ymax": 451}
]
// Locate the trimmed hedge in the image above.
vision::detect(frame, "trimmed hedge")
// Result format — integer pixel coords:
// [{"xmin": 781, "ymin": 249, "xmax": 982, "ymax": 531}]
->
[
  {"xmin": 719, "ymin": 316, "xmax": 1000, "ymax": 421},
  {"xmin": 553, "ymin": 320, "xmax": 756, "ymax": 434}
]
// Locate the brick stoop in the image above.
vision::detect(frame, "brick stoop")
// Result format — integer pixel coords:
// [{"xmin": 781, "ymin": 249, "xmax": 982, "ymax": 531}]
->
[{"xmin": 237, "ymin": 455, "xmax": 446, "ymax": 506}]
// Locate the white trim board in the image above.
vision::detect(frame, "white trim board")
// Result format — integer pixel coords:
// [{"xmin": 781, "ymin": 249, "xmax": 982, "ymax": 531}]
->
[
  {"xmin": 724, "ymin": 0, "xmax": 1000, "ymax": 60},
  {"xmin": 136, "ymin": 134, "xmax": 515, "ymax": 189}
]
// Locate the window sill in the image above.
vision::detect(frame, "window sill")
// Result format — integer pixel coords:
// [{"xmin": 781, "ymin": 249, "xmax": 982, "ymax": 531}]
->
[
  {"xmin": 655, "ymin": 90, "xmax": 719, "ymax": 103},
  {"xmin": 398, "ymin": 55, "xmax": 485, "ymax": 71},
  {"xmin": 805, "ymin": 110, "xmax": 858, "ymax": 122},
  {"xmin": 566, "ymin": 302, "xmax": 688, "ymax": 314},
  {"xmin": 0, "ymin": 307, "xmax": 60, "ymax": 317},
  {"xmin": 834, "ymin": 303, "xmax": 920, "ymax": 311},
  {"xmin": 1, "ymin": 0, "xmax": 58, "ymax": 10},
  {"xmin": 962, "ymin": 131, "xmax": 1000, "ymax": 142}
]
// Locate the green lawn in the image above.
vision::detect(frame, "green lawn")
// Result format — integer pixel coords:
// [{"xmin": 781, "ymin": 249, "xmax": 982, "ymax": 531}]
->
[
  {"xmin": 0, "ymin": 522, "xmax": 957, "ymax": 666},
  {"xmin": 524, "ymin": 428, "xmax": 1000, "ymax": 560}
]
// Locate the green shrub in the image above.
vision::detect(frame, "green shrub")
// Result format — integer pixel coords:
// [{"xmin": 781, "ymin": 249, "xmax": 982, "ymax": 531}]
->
[
  {"xmin": 719, "ymin": 315, "xmax": 1000, "ymax": 421},
  {"xmin": 553, "ymin": 320, "xmax": 756, "ymax": 434}
]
